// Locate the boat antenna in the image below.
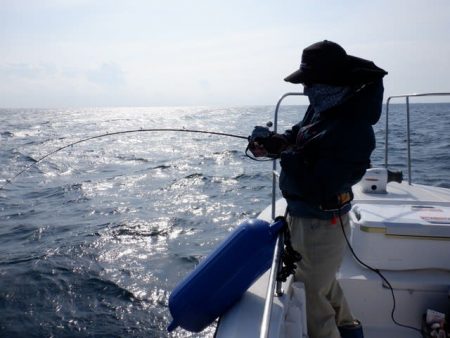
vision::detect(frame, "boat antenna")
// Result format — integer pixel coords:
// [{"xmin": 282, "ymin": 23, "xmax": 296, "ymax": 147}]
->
[{"xmin": 1, "ymin": 128, "xmax": 248, "ymax": 189}]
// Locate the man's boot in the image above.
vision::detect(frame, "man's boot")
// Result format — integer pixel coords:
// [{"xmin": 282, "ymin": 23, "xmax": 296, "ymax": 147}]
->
[{"xmin": 338, "ymin": 320, "xmax": 364, "ymax": 338}]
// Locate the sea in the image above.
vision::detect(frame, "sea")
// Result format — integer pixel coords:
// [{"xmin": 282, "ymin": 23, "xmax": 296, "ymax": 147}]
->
[{"xmin": 0, "ymin": 102, "xmax": 449, "ymax": 338}]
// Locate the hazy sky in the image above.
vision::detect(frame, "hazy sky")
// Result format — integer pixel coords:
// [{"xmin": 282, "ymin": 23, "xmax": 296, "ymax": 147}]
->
[{"xmin": 1, "ymin": 0, "xmax": 450, "ymax": 107}]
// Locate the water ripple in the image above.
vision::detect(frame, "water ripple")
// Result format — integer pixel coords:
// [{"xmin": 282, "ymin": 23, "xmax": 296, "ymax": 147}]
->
[{"xmin": 0, "ymin": 104, "xmax": 448, "ymax": 337}]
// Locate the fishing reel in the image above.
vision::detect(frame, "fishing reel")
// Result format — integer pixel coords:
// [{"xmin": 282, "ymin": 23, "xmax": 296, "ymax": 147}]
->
[
  {"xmin": 246, "ymin": 122, "xmax": 280, "ymax": 160},
  {"xmin": 248, "ymin": 123, "xmax": 274, "ymax": 143}
]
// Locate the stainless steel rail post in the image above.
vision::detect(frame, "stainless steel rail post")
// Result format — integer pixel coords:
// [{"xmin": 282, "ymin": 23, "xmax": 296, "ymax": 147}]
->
[
  {"xmin": 385, "ymin": 93, "xmax": 450, "ymax": 185},
  {"xmin": 406, "ymin": 96, "xmax": 412, "ymax": 184},
  {"xmin": 260, "ymin": 231, "xmax": 284, "ymax": 338},
  {"xmin": 261, "ymin": 92, "xmax": 304, "ymax": 338},
  {"xmin": 271, "ymin": 92, "xmax": 304, "ymax": 221}
]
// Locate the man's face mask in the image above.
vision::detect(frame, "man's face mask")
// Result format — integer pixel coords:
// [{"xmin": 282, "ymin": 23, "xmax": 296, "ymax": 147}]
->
[{"xmin": 303, "ymin": 84, "xmax": 352, "ymax": 113}]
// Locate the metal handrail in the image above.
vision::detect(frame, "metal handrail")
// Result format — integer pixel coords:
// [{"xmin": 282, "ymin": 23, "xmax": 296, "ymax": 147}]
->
[
  {"xmin": 261, "ymin": 92, "xmax": 304, "ymax": 338},
  {"xmin": 270, "ymin": 92, "xmax": 305, "ymax": 220},
  {"xmin": 260, "ymin": 231, "xmax": 284, "ymax": 338},
  {"xmin": 384, "ymin": 92, "xmax": 450, "ymax": 184}
]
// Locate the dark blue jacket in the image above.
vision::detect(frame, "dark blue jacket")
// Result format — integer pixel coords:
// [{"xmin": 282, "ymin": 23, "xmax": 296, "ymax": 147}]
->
[{"xmin": 279, "ymin": 80, "xmax": 384, "ymax": 218}]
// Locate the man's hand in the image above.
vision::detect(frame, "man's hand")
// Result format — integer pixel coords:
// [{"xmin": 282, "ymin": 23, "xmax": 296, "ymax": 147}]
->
[
  {"xmin": 248, "ymin": 141, "xmax": 269, "ymax": 157},
  {"xmin": 247, "ymin": 126, "xmax": 289, "ymax": 158}
]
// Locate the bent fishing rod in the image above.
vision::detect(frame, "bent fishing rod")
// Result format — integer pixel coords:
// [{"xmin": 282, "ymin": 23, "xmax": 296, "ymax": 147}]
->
[{"xmin": 1, "ymin": 128, "xmax": 271, "ymax": 190}]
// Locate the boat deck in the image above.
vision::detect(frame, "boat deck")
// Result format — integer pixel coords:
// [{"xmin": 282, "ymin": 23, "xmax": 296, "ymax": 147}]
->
[
  {"xmin": 339, "ymin": 249, "xmax": 449, "ymax": 338},
  {"xmin": 217, "ymin": 180, "xmax": 450, "ymax": 338}
]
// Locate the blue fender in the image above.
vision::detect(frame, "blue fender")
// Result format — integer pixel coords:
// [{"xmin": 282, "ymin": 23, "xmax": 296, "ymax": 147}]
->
[{"xmin": 168, "ymin": 218, "xmax": 285, "ymax": 332}]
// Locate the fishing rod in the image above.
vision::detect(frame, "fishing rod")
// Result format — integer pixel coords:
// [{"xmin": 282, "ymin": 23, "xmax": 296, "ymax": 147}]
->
[{"xmin": 1, "ymin": 128, "xmax": 251, "ymax": 190}]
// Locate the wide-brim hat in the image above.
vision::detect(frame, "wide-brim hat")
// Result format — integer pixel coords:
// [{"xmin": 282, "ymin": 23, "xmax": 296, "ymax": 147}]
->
[{"xmin": 284, "ymin": 40, "xmax": 387, "ymax": 85}]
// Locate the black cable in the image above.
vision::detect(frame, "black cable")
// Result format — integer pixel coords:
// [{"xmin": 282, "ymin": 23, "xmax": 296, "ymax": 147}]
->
[
  {"xmin": 337, "ymin": 211, "xmax": 422, "ymax": 334},
  {"xmin": 1, "ymin": 128, "xmax": 248, "ymax": 189}
]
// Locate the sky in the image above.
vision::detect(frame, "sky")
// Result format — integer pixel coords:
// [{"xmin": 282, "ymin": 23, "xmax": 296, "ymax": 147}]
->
[{"xmin": 1, "ymin": 0, "xmax": 450, "ymax": 108}]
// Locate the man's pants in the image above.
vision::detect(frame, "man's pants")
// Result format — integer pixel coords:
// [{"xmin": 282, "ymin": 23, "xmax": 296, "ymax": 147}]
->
[{"xmin": 288, "ymin": 213, "xmax": 354, "ymax": 338}]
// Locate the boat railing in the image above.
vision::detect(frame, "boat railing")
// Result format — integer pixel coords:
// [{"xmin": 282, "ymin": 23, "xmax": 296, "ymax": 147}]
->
[
  {"xmin": 385, "ymin": 92, "xmax": 450, "ymax": 184},
  {"xmin": 261, "ymin": 92, "xmax": 304, "ymax": 338},
  {"xmin": 270, "ymin": 92, "xmax": 305, "ymax": 220}
]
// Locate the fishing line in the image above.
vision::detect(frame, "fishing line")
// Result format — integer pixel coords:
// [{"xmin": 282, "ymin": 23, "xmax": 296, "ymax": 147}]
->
[
  {"xmin": 337, "ymin": 212, "xmax": 422, "ymax": 334},
  {"xmin": 1, "ymin": 128, "xmax": 249, "ymax": 189}
]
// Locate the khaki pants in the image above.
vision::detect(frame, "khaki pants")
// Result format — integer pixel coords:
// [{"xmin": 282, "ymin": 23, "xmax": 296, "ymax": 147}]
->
[{"xmin": 288, "ymin": 214, "xmax": 354, "ymax": 338}]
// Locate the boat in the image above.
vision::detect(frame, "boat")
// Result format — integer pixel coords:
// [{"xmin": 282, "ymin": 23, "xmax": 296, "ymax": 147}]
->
[{"xmin": 169, "ymin": 92, "xmax": 450, "ymax": 338}]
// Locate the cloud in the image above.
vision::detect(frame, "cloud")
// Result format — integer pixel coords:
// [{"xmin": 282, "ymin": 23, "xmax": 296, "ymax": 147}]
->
[
  {"xmin": 0, "ymin": 61, "xmax": 130, "ymax": 107},
  {"xmin": 198, "ymin": 79, "xmax": 210, "ymax": 90},
  {"xmin": 0, "ymin": 61, "xmax": 126, "ymax": 87},
  {"xmin": 86, "ymin": 63, "xmax": 126, "ymax": 88},
  {"xmin": 0, "ymin": 63, "xmax": 57, "ymax": 80}
]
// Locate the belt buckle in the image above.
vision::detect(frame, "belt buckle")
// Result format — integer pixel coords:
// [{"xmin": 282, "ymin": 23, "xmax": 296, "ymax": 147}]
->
[
  {"xmin": 320, "ymin": 192, "xmax": 351, "ymax": 212},
  {"xmin": 338, "ymin": 192, "xmax": 351, "ymax": 205}
]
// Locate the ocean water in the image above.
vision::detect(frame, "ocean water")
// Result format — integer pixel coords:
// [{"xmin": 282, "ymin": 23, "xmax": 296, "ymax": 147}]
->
[{"xmin": 0, "ymin": 102, "xmax": 449, "ymax": 337}]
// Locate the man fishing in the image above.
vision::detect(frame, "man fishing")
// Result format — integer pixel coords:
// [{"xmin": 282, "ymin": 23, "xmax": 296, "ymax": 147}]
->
[{"xmin": 248, "ymin": 40, "xmax": 387, "ymax": 338}]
